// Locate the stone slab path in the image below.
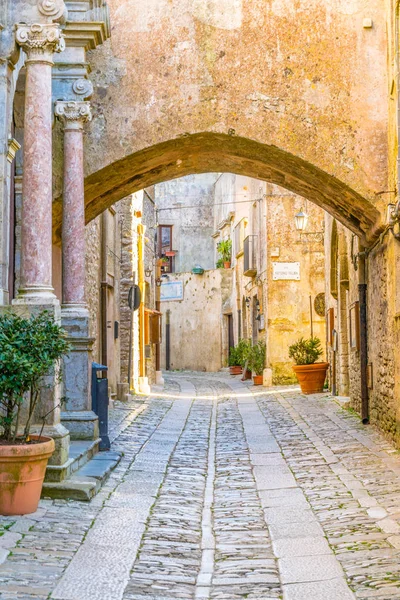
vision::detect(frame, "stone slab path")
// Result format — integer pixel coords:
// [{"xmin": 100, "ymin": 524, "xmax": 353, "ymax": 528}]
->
[{"xmin": 2, "ymin": 373, "xmax": 400, "ymax": 599}]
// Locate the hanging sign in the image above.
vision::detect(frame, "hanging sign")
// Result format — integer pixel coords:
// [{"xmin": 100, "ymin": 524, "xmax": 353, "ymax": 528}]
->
[{"xmin": 272, "ymin": 262, "xmax": 300, "ymax": 281}]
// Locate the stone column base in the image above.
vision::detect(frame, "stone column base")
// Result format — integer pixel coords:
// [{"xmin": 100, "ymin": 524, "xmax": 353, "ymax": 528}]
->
[
  {"xmin": 155, "ymin": 371, "xmax": 165, "ymax": 386},
  {"xmin": 117, "ymin": 382, "xmax": 129, "ymax": 401},
  {"xmin": 138, "ymin": 377, "xmax": 151, "ymax": 395},
  {"xmin": 61, "ymin": 410, "xmax": 99, "ymax": 441},
  {"xmin": 29, "ymin": 422, "xmax": 70, "ymax": 467},
  {"xmin": 263, "ymin": 368, "xmax": 273, "ymax": 387}
]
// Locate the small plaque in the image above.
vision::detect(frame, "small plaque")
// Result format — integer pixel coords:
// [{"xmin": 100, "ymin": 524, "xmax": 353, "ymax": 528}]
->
[
  {"xmin": 272, "ymin": 262, "xmax": 300, "ymax": 281},
  {"xmin": 160, "ymin": 281, "xmax": 184, "ymax": 301}
]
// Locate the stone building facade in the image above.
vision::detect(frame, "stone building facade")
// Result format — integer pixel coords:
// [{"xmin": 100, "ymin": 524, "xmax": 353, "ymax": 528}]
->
[{"xmin": 155, "ymin": 173, "xmax": 325, "ymax": 378}]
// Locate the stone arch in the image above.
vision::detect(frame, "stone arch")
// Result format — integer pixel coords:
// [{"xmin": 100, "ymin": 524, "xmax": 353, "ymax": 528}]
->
[
  {"xmin": 52, "ymin": 133, "xmax": 383, "ymax": 245},
  {"xmin": 330, "ymin": 221, "xmax": 339, "ymax": 300}
]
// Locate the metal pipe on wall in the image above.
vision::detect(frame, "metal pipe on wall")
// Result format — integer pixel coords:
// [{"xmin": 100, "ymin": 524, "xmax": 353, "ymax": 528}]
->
[
  {"xmin": 100, "ymin": 212, "xmax": 108, "ymax": 368},
  {"xmin": 358, "ymin": 247, "xmax": 369, "ymax": 424}
]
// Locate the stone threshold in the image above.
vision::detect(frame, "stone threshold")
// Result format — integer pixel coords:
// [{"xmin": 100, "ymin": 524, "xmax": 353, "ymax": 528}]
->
[{"xmin": 45, "ymin": 438, "xmax": 101, "ymax": 483}]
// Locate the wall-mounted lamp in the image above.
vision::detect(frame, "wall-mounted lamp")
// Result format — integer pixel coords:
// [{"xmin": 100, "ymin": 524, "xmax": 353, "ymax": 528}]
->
[
  {"xmin": 294, "ymin": 209, "xmax": 323, "ymax": 243},
  {"xmin": 294, "ymin": 210, "xmax": 309, "ymax": 232}
]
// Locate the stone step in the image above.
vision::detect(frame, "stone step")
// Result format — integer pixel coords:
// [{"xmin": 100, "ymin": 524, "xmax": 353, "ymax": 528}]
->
[
  {"xmin": 42, "ymin": 450, "xmax": 122, "ymax": 501},
  {"xmin": 45, "ymin": 438, "xmax": 101, "ymax": 483}
]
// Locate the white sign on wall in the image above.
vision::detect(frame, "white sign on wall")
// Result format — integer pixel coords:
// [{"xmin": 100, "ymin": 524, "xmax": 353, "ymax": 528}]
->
[
  {"xmin": 272, "ymin": 262, "xmax": 300, "ymax": 281},
  {"xmin": 160, "ymin": 281, "xmax": 184, "ymax": 301}
]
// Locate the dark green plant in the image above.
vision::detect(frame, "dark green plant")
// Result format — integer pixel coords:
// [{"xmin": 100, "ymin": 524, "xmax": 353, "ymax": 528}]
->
[
  {"xmin": 236, "ymin": 338, "xmax": 252, "ymax": 369},
  {"xmin": 248, "ymin": 341, "xmax": 266, "ymax": 376},
  {"xmin": 0, "ymin": 311, "xmax": 70, "ymax": 443},
  {"xmin": 216, "ymin": 258, "xmax": 224, "ymax": 269},
  {"xmin": 217, "ymin": 239, "xmax": 232, "ymax": 263},
  {"xmin": 288, "ymin": 337, "xmax": 323, "ymax": 365}
]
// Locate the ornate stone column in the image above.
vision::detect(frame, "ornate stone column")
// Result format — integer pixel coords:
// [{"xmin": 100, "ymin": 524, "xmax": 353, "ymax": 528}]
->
[
  {"xmin": 11, "ymin": 23, "xmax": 71, "ymax": 476},
  {"xmin": 55, "ymin": 100, "xmax": 99, "ymax": 441},
  {"xmin": 15, "ymin": 23, "xmax": 64, "ymax": 301}
]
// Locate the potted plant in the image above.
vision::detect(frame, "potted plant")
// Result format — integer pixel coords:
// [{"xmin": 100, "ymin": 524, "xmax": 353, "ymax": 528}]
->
[
  {"xmin": 288, "ymin": 337, "xmax": 329, "ymax": 394},
  {"xmin": 229, "ymin": 345, "xmax": 242, "ymax": 375},
  {"xmin": 0, "ymin": 311, "xmax": 70, "ymax": 515},
  {"xmin": 217, "ymin": 239, "xmax": 232, "ymax": 268},
  {"xmin": 248, "ymin": 341, "xmax": 266, "ymax": 385},
  {"xmin": 238, "ymin": 338, "xmax": 252, "ymax": 380}
]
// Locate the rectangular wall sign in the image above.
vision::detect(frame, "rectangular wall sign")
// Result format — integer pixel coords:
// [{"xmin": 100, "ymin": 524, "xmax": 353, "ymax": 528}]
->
[
  {"xmin": 160, "ymin": 281, "xmax": 184, "ymax": 301},
  {"xmin": 272, "ymin": 262, "xmax": 300, "ymax": 281}
]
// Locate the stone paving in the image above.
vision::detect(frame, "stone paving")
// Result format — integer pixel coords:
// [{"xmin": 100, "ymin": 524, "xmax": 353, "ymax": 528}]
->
[{"xmin": 2, "ymin": 373, "xmax": 400, "ymax": 599}]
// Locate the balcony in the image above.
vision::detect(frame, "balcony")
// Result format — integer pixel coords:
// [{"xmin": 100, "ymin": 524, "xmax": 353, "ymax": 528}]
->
[{"xmin": 243, "ymin": 235, "xmax": 257, "ymax": 277}]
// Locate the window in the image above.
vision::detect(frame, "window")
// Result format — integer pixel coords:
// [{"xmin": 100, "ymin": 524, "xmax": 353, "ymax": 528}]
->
[
  {"xmin": 158, "ymin": 225, "xmax": 174, "ymax": 273},
  {"xmin": 234, "ymin": 218, "xmax": 247, "ymax": 257}
]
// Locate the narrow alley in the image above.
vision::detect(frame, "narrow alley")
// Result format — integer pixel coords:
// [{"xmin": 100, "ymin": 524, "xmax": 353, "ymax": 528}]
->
[{"xmin": 1, "ymin": 373, "xmax": 400, "ymax": 600}]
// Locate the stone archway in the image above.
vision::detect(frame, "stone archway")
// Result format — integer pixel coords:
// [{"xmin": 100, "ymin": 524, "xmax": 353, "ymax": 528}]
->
[{"xmin": 52, "ymin": 133, "xmax": 383, "ymax": 245}]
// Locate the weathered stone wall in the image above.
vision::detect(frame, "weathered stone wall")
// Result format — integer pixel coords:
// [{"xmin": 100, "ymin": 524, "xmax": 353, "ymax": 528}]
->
[
  {"xmin": 266, "ymin": 190, "xmax": 325, "ymax": 384},
  {"xmin": 154, "ymin": 174, "xmax": 217, "ymax": 272},
  {"xmin": 160, "ymin": 269, "xmax": 233, "ymax": 372}
]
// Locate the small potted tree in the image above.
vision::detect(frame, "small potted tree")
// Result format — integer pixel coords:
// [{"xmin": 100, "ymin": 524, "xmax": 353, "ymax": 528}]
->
[
  {"xmin": 248, "ymin": 341, "xmax": 266, "ymax": 385},
  {"xmin": 229, "ymin": 345, "xmax": 242, "ymax": 375},
  {"xmin": 217, "ymin": 239, "xmax": 232, "ymax": 268},
  {"xmin": 289, "ymin": 337, "xmax": 329, "ymax": 394},
  {"xmin": 0, "ymin": 311, "xmax": 70, "ymax": 515},
  {"xmin": 238, "ymin": 338, "xmax": 252, "ymax": 380}
]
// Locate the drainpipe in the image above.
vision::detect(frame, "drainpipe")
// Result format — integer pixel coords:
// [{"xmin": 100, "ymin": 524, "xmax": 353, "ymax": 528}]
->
[
  {"xmin": 138, "ymin": 224, "xmax": 150, "ymax": 394},
  {"xmin": 166, "ymin": 309, "xmax": 171, "ymax": 371},
  {"xmin": 358, "ymin": 247, "xmax": 369, "ymax": 424},
  {"xmin": 100, "ymin": 212, "xmax": 108, "ymax": 367},
  {"xmin": 155, "ymin": 259, "xmax": 164, "ymax": 385}
]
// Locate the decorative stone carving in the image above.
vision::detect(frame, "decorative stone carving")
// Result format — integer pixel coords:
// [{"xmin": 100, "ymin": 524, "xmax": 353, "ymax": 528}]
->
[
  {"xmin": 38, "ymin": 0, "xmax": 67, "ymax": 22},
  {"xmin": 16, "ymin": 23, "xmax": 65, "ymax": 62},
  {"xmin": 55, "ymin": 101, "xmax": 92, "ymax": 129},
  {"xmin": 72, "ymin": 78, "xmax": 94, "ymax": 100}
]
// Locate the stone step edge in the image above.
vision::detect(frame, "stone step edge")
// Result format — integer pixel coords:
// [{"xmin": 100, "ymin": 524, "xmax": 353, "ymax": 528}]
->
[
  {"xmin": 42, "ymin": 451, "xmax": 122, "ymax": 501},
  {"xmin": 44, "ymin": 438, "xmax": 101, "ymax": 483}
]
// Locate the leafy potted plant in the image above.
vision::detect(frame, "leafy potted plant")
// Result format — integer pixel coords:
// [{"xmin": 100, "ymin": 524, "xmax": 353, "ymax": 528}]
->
[
  {"xmin": 288, "ymin": 337, "xmax": 329, "ymax": 394},
  {"xmin": 238, "ymin": 338, "xmax": 252, "ymax": 380},
  {"xmin": 248, "ymin": 341, "xmax": 266, "ymax": 385},
  {"xmin": 229, "ymin": 345, "xmax": 242, "ymax": 375},
  {"xmin": 0, "ymin": 311, "xmax": 70, "ymax": 515},
  {"xmin": 217, "ymin": 239, "xmax": 232, "ymax": 268}
]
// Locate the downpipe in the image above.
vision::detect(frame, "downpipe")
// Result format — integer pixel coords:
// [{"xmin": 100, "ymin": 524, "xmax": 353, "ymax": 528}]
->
[{"xmin": 358, "ymin": 249, "xmax": 369, "ymax": 424}]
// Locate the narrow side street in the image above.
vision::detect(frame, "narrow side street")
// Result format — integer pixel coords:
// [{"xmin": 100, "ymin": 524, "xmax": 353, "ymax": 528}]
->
[{"xmin": 2, "ymin": 373, "xmax": 400, "ymax": 600}]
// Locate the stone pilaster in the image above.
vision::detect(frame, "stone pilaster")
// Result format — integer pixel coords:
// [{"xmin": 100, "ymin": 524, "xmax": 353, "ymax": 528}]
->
[{"xmin": 55, "ymin": 100, "xmax": 99, "ymax": 440}]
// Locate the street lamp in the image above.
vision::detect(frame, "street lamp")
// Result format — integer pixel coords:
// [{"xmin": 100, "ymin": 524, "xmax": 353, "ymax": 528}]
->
[{"xmin": 294, "ymin": 210, "xmax": 309, "ymax": 233}]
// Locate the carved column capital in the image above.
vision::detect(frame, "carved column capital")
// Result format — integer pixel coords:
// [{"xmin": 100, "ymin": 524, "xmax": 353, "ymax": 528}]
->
[
  {"xmin": 37, "ymin": 0, "xmax": 67, "ymax": 23},
  {"xmin": 16, "ymin": 23, "xmax": 65, "ymax": 64},
  {"xmin": 55, "ymin": 101, "xmax": 92, "ymax": 130}
]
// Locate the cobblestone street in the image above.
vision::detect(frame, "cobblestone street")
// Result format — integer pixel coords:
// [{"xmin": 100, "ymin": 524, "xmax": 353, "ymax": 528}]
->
[{"xmin": 2, "ymin": 373, "xmax": 400, "ymax": 600}]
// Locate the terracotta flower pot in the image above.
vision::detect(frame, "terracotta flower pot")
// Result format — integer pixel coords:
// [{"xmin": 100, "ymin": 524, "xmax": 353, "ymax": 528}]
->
[
  {"xmin": 0, "ymin": 436, "xmax": 55, "ymax": 516},
  {"xmin": 229, "ymin": 366, "xmax": 243, "ymax": 375},
  {"xmin": 241, "ymin": 369, "xmax": 252, "ymax": 381},
  {"xmin": 223, "ymin": 261, "xmax": 231, "ymax": 268},
  {"xmin": 292, "ymin": 362, "xmax": 329, "ymax": 395},
  {"xmin": 253, "ymin": 374, "xmax": 263, "ymax": 385}
]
